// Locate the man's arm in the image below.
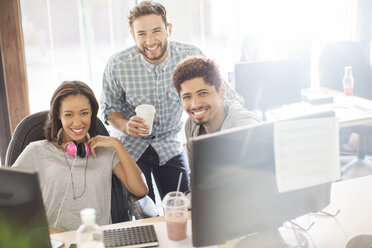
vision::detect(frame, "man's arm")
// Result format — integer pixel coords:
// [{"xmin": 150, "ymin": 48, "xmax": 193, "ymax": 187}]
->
[
  {"xmin": 106, "ymin": 112, "xmax": 150, "ymax": 138},
  {"xmin": 101, "ymin": 62, "xmax": 151, "ymax": 138},
  {"xmin": 106, "ymin": 112, "xmax": 128, "ymax": 134}
]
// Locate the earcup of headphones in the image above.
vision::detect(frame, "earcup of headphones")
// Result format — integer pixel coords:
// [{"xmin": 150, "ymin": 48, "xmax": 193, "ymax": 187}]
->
[
  {"xmin": 66, "ymin": 142, "xmax": 90, "ymax": 158},
  {"xmin": 77, "ymin": 142, "xmax": 90, "ymax": 158}
]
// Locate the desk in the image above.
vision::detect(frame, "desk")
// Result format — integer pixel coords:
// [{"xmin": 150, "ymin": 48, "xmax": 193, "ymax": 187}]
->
[
  {"xmin": 50, "ymin": 212, "xmax": 219, "ymax": 248},
  {"xmin": 266, "ymin": 88, "xmax": 372, "ymax": 127},
  {"xmin": 52, "ymin": 175, "xmax": 372, "ymax": 248},
  {"xmin": 223, "ymin": 175, "xmax": 372, "ymax": 248},
  {"xmin": 301, "ymin": 175, "xmax": 372, "ymax": 247}
]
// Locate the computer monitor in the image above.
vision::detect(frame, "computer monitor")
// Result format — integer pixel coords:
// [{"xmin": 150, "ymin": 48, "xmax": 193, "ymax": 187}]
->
[
  {"xmin": 0, "ymin": 167, "xmax": 52, "ymax": 248},
  {"xmin": 234, "ymin": 57, "xmax": 308, "ymax": 113},
  {"xmin": 190, "ymin": 111, "xmax": 336, "ymax": 247}
]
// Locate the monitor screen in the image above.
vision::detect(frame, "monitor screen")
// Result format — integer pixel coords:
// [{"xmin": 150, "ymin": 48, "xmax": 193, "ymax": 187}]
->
[
  {"xmin": 190, "ymin": 112, "xmax": 335, "ymax": 247},
  {"xmin": 0, "ymin": 167, "xmax": 52, "ymax": 248},
  {"xmin": 234, "ymin": 57, "xmax": 308, "ymax": 112}
]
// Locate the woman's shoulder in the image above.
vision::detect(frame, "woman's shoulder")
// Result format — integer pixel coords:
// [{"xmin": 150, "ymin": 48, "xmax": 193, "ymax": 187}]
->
[
  {"xmin": 26, "ymin": 140, "xmax": 58, "ymax": 153},
  {"xmin": 13, "ymin": 140, "xmax": 53, "ymax": 168},
  {"xmin": 27, "ymin": 139, "xmax": 52, "ymax": 148}
]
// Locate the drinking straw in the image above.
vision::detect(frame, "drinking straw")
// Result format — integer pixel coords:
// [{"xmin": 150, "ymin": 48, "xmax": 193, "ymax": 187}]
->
[{"xmin": 174, "ymin": 172, "xmax": 183, "ymax": 209}]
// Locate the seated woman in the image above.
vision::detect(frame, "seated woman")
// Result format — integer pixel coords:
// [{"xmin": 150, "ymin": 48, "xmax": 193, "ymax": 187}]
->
[{"xmin": 12, "ymin": 80, "xmax": 148, "ymax": 231}]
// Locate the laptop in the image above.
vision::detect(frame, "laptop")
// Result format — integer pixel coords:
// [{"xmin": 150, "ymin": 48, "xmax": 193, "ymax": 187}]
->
[
  {"xmin": 0, "ymin": 167, "xmax": 63, "ymax": 248},
  {"xmin": 0, "ymin": 167, "xmax": 159, "ymax": 248}
]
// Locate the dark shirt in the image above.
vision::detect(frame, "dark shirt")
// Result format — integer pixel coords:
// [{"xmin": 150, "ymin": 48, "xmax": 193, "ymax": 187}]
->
[{"xmin": 198, "ymin": 125, "xmax": 207, "ymax": 136}]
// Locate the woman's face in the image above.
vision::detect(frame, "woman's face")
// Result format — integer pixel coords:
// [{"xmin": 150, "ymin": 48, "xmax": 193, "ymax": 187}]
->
[{"xmin": 58, "ymin": 94, "xmax": 92, "ymax": 143}]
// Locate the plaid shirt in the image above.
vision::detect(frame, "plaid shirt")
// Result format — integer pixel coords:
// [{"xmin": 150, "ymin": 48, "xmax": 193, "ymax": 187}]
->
[{"xmin": 101, "ymin": 41, "xmax": 242, "ymax": 165}]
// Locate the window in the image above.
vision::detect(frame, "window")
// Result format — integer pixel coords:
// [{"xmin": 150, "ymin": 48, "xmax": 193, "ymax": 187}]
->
[
  {"xmin": 21, "ymin": 0, "xmax": 357, "ymax": 113},
  {"xmin": 21, "ymin": 0, "xmax": 135, "ymax": 112}
]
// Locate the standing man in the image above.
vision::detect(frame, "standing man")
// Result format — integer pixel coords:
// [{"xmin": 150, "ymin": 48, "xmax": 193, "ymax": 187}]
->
[
  {"xmin": 101, "ymin": 1, "xmax": 242, "ymax": 202},
  {"xmin": 173, "ymin": 56, "xmax": 260, "ymax": 160}
]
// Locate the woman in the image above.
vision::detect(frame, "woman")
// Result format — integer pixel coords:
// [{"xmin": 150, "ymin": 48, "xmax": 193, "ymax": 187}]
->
[{"xmin": 13, "ymin": 80, "xmax": 148, "ymax": 231}]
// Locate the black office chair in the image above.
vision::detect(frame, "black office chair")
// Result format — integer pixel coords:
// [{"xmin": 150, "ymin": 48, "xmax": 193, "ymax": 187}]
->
[
  {"xmin": 4, "ymin": 110, "xmax": 158, "ymax": 223},
  {"xmin": 318, "ymin": 41, "xmax": 372, "ymax": 179}
]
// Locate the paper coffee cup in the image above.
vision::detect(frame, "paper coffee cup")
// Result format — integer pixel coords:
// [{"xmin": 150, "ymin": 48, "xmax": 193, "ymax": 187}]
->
[{"xmin": 135, "ymin": 104, "xmax": 156, "ymax": 136}]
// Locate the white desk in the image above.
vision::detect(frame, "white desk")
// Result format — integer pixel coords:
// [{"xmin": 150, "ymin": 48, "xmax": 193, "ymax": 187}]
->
[
  {"xmin": 222, "ymin": 175, "xmax": 372, "ymax": 248},
  {"xmin": 50, "ymin": 212, "xmax": 218, "ymax": 248},
  {"xmin": 266, "ymin": 88, "xmax": 372, "ymax": 127},
  {"xmin": 302, "ymin": 175, "xmax": 372, "ymax": 247},
  {"xmin": 51, "ymin": 175, "xmax": 372, "ymax": 248}
]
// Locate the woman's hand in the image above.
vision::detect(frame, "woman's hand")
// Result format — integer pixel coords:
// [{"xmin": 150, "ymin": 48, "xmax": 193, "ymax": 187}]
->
[{"xmin": 87, "ymin": 135, "xmax": 121, "ymax": 157}]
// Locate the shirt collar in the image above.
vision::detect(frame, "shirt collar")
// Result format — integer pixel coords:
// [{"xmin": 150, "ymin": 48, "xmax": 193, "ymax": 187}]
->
[{"xmin": 139, "ymin": 42, "xmax": 172, "ymax": 73}]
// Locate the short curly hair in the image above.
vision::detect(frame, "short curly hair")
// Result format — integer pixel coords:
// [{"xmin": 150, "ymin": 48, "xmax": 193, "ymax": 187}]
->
[
  {"xmin": 173, "ymin": 56, "xmax": 222, "ymax": 94},
  {"xmin": 128, "ymin": 1, "xmax": 168, "ymax": 29}
]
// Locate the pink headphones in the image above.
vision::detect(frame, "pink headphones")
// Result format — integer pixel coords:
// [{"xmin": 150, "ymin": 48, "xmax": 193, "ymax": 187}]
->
[
  {"xmin": 57, "ymin": 128, "xmax": 90, "ymax": 158},
  {"xmin": 65, "ymin": 141, "xmax": 90, "ymax": 158}
]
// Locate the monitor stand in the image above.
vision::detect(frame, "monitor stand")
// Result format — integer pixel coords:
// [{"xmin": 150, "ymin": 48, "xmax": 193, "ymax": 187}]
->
[{"xmin": 230, "ymin": 228, "xmax": 308, "ymax": 248}]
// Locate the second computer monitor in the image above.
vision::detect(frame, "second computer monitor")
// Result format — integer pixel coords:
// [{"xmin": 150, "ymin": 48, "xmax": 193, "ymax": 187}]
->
[
  {"xmin": 234, "ymin": 57, "xmax": 308, "ymax": 112},
  {"xmin": 190, "ymin": 112, "xmax": 336, "ymax": 247}
]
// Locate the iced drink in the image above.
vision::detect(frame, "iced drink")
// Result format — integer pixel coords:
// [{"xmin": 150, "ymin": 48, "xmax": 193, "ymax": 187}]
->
[
  {"xmin": 162, "ymin": 191, "xmax": 189, "ymax": 241},
  {"xmin": 165, "ymin": 210, "xmax": 188, "ymax": 241}
]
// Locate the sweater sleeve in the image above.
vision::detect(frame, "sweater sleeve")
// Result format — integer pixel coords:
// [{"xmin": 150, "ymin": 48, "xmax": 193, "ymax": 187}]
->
[
  {"xmin": 184, "ymin": 118, "xmax": 193, "ymax": 163},
  {"xmin": 12, "ymin": 141, "xmax": 40, "ymax": 171}
]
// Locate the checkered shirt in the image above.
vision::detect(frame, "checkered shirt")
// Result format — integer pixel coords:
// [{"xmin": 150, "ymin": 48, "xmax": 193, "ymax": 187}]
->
[{"xmin": 101, "ymin": 41, "xmax": 242, "ymax": 165}]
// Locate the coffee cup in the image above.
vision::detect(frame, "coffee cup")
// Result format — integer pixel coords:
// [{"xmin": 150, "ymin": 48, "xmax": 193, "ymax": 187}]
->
[
  {"xmin": 135, "ymin": 104, "xmax": 156, "ymax": 136},
  {"xmin": 162, "ymin": 191, "xmax": 189, "ymax": 241}
]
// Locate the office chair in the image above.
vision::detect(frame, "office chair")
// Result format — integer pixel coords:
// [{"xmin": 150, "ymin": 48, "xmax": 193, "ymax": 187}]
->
[
  {"xmin": 318, "ymin": 41, "xmax": 372, "ymax": 178},
  {"xmin": 4, "ymin": 110, "xmax": 158, "ymax": 223}
]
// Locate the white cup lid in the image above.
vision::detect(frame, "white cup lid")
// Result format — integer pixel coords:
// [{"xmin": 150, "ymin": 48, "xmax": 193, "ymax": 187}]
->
[{"xmin": 135, "ymin": 104, "xmax": 156, "ymax": 113}]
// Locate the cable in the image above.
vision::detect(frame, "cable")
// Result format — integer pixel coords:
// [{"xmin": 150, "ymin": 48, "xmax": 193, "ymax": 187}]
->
[{"xmin": 53, "ymin": 155, "xmax": 78, "ymax": 229}]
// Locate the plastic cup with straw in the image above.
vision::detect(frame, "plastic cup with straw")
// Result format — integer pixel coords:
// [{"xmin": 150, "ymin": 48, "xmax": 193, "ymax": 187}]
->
[{"xmin": 162, "ymin": 172, "xmax": 189, "ymax": 241}]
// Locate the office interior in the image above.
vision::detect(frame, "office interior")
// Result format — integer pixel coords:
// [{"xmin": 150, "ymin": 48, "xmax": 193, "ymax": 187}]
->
[
  {"xmin": 1, "ymin": 0, "xmax": 372, "ymax": 247},
  {"xmin": 2, "ymin": 0, "xmax": 372, "ymax": 161}
]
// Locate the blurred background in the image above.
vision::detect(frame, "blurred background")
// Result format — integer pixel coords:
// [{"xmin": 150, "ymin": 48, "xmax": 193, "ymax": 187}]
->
[{"xmin": 19, "ymin": 0, "xmax": 365, "ymax": 112}]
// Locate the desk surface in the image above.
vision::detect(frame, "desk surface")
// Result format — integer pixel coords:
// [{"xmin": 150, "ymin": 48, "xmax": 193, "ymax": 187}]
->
[
  {"xmin": 303, "ymin": 175, "xmax": 372, "ymax": 248},
  {"xmin": 50, "ymin": 212, "xmax": 212, "ymax": 248},
  {"xmin": 266, "ymin": 88, "xmax": 372, "ymax": 127},
  {"xmin": 51, "ymin": 175, "xmax": 372, "ymax": 248}
]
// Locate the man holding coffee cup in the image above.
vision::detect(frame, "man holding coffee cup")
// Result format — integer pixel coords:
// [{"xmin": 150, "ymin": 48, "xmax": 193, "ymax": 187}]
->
[
  {"xmin": 100, "ymin": 1, "xmax": 242, "ymax": 202},
  {"xmin": 173, "ymin": 56, "xmax": 261, "ymax": 160}
]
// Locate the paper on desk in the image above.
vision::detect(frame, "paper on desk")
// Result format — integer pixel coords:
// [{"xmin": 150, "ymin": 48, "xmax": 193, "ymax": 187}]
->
[{"xmin": 274, "ymin": 117, "xmax": 340, "ymax": 193}]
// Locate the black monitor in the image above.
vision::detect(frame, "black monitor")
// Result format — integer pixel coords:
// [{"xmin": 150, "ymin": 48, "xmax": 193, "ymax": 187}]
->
[
  {"xmin": 234, "ymin": 57, "xmax": 308, "ymax": 113},
  {"xmin": 0, "ymin": 167, "xmax": 52, "ymax": 248},
  {"xmin": 190, "ymin": 111, "xmax": 336, "ymax": 247}
]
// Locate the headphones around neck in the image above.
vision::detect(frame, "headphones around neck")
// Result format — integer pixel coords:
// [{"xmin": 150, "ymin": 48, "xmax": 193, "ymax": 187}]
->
[{"xmin": 56, "ymin": 128, "xmax": 90, "ymax": 158}]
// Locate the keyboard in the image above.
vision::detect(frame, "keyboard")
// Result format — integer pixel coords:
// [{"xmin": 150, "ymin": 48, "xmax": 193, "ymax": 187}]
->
[{"xmin": 103, "ymin": 225, "xmax": 159, "ymax": 248}]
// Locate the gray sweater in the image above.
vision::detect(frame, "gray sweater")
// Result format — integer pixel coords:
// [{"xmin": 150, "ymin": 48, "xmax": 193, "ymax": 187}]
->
[
  {"xmin": 184, "ymin": 100, "xmax": 260, "ymax": 160},
  {"xmin": 13, "ymin": 140, "xmax": 120, "ymax": 231}
]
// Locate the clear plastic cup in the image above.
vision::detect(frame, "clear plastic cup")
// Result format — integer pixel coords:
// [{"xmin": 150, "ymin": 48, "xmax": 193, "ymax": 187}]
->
[{"xmin": 162, "ymin": 191, "xmax": 189, "ymax": 241}]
